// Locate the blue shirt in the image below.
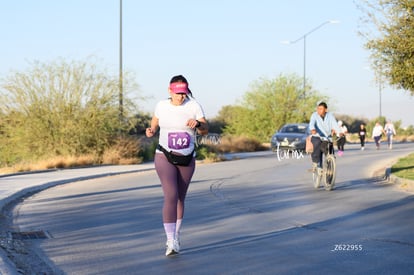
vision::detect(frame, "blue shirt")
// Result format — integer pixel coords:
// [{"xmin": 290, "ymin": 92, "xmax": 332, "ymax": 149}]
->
[{"xmin": 309, "ymin": 112, "xmax": 342, "ymax": 138}]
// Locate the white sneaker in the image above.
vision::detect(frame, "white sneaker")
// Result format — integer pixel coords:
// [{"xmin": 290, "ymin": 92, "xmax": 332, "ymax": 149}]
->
[{"xmin": 165, "ymin": 239, "xmax": 180, "ymax": 256}]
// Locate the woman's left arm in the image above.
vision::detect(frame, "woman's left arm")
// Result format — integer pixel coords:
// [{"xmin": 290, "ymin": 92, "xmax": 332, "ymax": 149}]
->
[
  {"xmin": 187, "ymin": 118, "xmax": 209, "ymax": 135},
  {"xmin": 196, "ymin": 118, "xmax": 209, "ymax": 136}
]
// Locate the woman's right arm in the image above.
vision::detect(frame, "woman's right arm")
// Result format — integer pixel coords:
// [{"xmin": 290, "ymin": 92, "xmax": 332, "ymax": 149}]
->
[{"xmin": 146, "ymin": 116, "xmax": 159, "ymax": 137}]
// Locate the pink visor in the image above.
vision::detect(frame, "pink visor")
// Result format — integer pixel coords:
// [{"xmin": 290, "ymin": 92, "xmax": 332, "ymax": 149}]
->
[{"xmin": 169, "ymin": 82, "xmax": 189, "ymax": 94}]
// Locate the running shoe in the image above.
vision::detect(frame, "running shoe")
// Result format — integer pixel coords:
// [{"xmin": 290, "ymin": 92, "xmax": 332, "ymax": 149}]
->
[{"xmin": 165, "ymin": 239, "xmax": 180, "ymax": 256}]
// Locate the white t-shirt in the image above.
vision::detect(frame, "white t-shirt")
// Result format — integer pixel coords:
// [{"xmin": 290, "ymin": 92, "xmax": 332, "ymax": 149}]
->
[
  {"xmin": 155, "ymin": 98, "xmax": 205, "ymax": 156},
  {"xmin": 384, "ymin": 123, "xmax": 396, "ymax": 135},
  {"xmin": 372, "ymin": 125, "xmax": 384, "ymax": 137}
]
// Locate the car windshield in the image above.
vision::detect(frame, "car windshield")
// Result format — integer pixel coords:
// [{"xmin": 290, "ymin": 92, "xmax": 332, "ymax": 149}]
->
[{"xmin": 280, "ymin": 125, "xmax": 307, "ymax": 134}]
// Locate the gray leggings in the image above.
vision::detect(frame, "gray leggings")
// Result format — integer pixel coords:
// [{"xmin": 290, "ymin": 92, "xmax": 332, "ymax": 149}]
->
[{"xmin": 154, "ymin": 153, "xmax": 196, "ymax": 223}]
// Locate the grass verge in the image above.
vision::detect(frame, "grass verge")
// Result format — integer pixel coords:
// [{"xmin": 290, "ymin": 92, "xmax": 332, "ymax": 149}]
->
[{"xmin": 391, "ymin": 153, "xmax": 414, "ymax": 180}]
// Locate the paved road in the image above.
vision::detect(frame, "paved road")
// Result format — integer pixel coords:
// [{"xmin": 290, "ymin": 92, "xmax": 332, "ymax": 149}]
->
[{"xmin": 8, "ymin": 143, "xmax": 414, "ymax": 274}]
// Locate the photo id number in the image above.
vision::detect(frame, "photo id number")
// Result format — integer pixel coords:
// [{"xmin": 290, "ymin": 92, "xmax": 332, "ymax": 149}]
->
[{"xmin": 331, "ymin": 244, "xmax": 363, "ymax": 251}]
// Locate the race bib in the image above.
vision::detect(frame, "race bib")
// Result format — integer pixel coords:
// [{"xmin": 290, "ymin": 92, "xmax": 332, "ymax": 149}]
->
[{"xmin": 168, "ymin": 132, "xmax": 191, "ymax": 150}]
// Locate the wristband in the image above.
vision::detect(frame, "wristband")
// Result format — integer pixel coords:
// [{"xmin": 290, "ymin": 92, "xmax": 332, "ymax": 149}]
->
[{"xmin": 195, "ymin": 120, "xmax": 201, "ymax": 128}]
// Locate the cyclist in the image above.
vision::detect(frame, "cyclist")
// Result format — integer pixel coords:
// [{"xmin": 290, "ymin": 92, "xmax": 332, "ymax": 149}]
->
[{"xmin": 309, "ymin": 102, "xmax": 343, "ymax": 171}]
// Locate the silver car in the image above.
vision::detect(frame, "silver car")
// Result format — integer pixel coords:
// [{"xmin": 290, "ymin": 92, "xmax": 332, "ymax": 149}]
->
[{"xmin": 271, "ymin": 123, "xmax": 310, "ymax": 152}]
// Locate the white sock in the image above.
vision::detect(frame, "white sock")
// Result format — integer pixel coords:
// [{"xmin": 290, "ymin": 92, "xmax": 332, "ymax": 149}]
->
[
  {"xmin": 163, "ymin": 223, "xmax": 176, "ymax": 241},
  {"xmin": 175, "ymin": 219, "xmax": 183, "ymax": 239}
]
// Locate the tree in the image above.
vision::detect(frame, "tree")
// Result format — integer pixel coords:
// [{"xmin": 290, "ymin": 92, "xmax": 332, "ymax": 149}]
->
[
  {"xmin": 213, "ymin": 105, "xmax": 244, "ymax": 134},
  {"xmin": 0, "ymin": 58, "xmax": 140, "ymax": 166},
  {"xmin": 357, "ymin": 0, "xmax": 414, "ymax": 94},
  {"xmin": 222, "ymin": 73, "xmax": 327, "ymax": 142}
]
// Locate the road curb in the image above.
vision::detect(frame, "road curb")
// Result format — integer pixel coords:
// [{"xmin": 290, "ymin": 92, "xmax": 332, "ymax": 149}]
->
[
  {"xmin": 385, "ymin": 168, "xmax": 414, "ymax": 193},
  {"xmin": 0, "ymin": 167, "xmax": 154, "ymax": 274}
]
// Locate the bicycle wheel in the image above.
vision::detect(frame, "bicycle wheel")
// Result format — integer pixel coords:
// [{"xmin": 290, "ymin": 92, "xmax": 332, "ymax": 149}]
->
[
  {"xmin": 312, "ymin": 167, "xmax": 322, "ymax": 189},
  {"xmin": 324, "ymin": 155, "xmax": 336, "ymax": 191}
]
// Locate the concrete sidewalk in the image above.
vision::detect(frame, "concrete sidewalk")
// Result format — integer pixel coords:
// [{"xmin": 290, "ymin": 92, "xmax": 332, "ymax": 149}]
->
[{"xmin": 0, "ymin": 163, "xmax": 155, "ymax": 274}]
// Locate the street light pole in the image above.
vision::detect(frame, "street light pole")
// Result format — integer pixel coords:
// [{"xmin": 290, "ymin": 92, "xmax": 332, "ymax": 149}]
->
[
  {"xmin": 303, "ymin": 35, "xmax": 306, "ymax": 96},
  {"xmin": 119, "ymin": 0, "xmax": 123, "ymax": 123},
  {"xmin": 378, "ymin": 71, "xmax": 382, "ymax": 118},
  {"xmin": 372, "ymin": 61, "xmax": 383, "ymax": 119},
  {"xmin": 379, "ymin": 83, "xmax": 382, "ymax": 118},
  {"xmin": 282, "ymin": 20, "xmax": 339, "ymax": 97},
  {"xmin": 364, "ymin": 65, "xmax": 383, "ymax": 120}
]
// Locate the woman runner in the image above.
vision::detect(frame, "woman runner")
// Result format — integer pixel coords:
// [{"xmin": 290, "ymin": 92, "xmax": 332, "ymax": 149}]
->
[{"xmin": 146, "ymin": 75, "xmax": 208, "ymax": 256}]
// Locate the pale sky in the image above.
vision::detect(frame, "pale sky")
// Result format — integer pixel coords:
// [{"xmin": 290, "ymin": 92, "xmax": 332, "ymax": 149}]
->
[{"xmin": 1, "ymin": 0, "xmax": 413, "ymax": 127}]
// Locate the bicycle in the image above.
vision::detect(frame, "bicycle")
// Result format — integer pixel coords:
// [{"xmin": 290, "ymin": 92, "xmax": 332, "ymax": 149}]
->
[{"xmin": 312, "ymin": 136, "xmax": 337, "ymax": 191}]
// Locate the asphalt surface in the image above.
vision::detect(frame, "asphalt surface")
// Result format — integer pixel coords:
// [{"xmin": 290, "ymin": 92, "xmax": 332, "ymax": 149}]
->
[
  {"xmin": 1, "ymin": 144, "xmax": 413, "ymax": 274},
  {"xmin": 0, "ymin": 164, "xmax": 155, "ymax": 274},
  {"xmin": 0, "ymin": 152, "xmax": 268, "ymax": 274}
]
